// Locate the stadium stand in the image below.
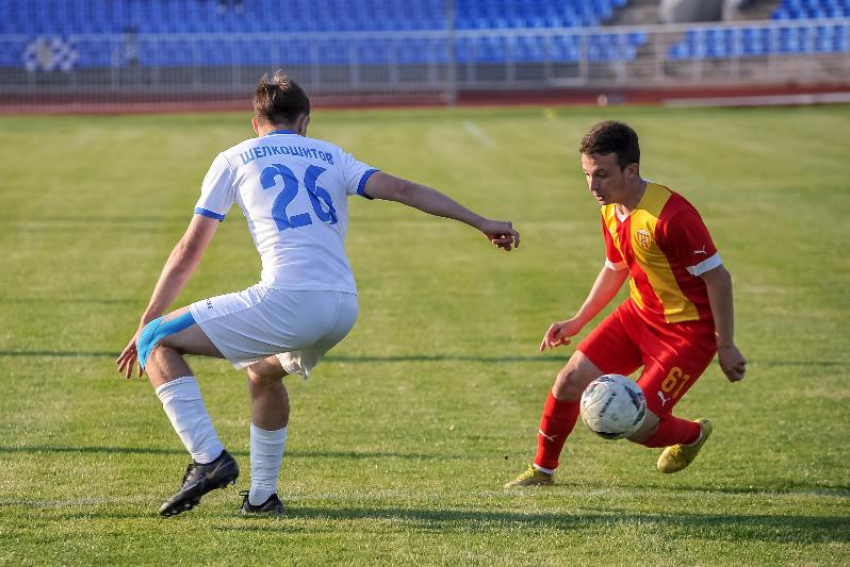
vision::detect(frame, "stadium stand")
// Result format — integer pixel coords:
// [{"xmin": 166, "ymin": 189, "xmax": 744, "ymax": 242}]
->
[
  {"xmin": 772, "ymin": 0, "xmax": 850, "ymax": 19},
  {"xmin": 0, "ymin": 0, "xmax": 645, "ymax": 68},
  {"xmin": 0, "ymin": 0, "xmax": 633, "ymax": 35},
  {"xmin": 2, "ymin": 0, "xmax": 848, "ymax": 110},
  {"xmin": 668, "ymin": 0, "xmax": 850, "ymax": 59}
]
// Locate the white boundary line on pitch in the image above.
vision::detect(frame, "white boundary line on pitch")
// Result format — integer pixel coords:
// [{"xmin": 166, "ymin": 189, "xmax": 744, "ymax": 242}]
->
[
  {"xmin": 462, "ymin": 120, "xmax": 495, "ymax": 147},
  {"xmin": 664, "ymin": 92, "xmax": 850, "ymax": 108}
]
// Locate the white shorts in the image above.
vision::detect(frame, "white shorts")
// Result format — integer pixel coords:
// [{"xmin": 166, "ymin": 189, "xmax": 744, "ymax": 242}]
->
[{"xmin": 189, "ymin": 284, "xmax": 358, "ymax": 379}]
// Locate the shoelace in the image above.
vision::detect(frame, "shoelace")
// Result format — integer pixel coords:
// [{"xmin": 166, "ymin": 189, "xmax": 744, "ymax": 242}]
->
[{"xmin": 240, "ymin": 490, "xmax": 262, "ymax": 508}]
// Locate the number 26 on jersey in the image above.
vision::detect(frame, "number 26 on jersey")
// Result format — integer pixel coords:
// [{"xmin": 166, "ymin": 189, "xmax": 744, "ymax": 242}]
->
[{"xmin": 261, "ymin": 163, "xmax": 337, "ymax": 231}]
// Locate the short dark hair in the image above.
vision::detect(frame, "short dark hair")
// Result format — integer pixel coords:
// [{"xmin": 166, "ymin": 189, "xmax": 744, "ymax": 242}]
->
[
  {"xmin": 254, "ymin": 71, "xmax": 310, "ymax": 126},
  {"xmin": 579, "ymin": 120, "xmax": 640, "ymax": 169}
]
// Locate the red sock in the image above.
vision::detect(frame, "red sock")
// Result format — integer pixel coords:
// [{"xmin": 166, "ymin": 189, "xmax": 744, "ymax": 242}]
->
[
  {"xmin": 534, "ymin": 391, "xmax": 580, "ymax": 471},
  {"xmin": 642, "ymin": 415, "xmax": 701, "ymax": 448}
]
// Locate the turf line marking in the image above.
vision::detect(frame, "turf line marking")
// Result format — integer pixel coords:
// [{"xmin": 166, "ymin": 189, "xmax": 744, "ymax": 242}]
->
[{"xmin": 463, "ymin": 120, "xmax": 494, "ymax": 147}]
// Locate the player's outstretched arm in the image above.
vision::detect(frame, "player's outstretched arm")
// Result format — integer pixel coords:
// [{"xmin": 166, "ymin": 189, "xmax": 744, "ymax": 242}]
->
[
  {"xmin": 701, "ymin": 265, "xmax": 746, "ymax": 382},
  {"xmin": 363, "ymin": 171, "xmax": 519, "ymax": 251},
  {"xmin": 540, "ymin": 265, "xmax": 628, "ymax": 352},
  {"xmin": 116, "ymin": 215, "xmax": 220, "ymax": 378}
]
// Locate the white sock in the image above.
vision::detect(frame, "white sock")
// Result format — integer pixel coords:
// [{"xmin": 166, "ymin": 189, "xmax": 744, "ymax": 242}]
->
[
  {"xmin": 533, "ymin": 464, "xmax": 555, "ymax": 475},
  {"xmin": 249, "ymin": 423, "xmax": 287, "ymax": 506},
  {"xmin": 155, "ymin": 376, "xmax": 224, "ymax": 464}
]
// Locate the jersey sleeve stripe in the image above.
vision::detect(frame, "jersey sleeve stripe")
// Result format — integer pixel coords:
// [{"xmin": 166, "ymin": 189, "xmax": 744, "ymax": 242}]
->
[
  {"xmin": 605, "ymin": 258, "xmax": 628, "ymax": 271},
  {"xmin": 357, "ymin": 168, "xmax": 379, "ymax": 199},
  {"xmin": 194, "ymin": 207, "xmax": 226, "ymax": 221},
  {"xmin": 686, "ymin": 252, "xmax": 722, "ymax": 276}
]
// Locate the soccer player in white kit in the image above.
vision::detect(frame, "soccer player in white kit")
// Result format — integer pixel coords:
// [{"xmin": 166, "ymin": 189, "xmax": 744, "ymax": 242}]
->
[{"xmin": 115, "ymin": 72, "xmax": 520, "ymax": 516}]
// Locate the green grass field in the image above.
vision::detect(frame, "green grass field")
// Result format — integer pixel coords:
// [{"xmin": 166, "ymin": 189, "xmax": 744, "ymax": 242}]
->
[{"xmin": 1, "ymin": 103, "xmax": 848, "ymax": 566}]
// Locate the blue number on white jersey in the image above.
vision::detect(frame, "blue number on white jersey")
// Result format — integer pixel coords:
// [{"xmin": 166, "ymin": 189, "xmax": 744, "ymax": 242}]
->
[
  {"xmin": 304, "ymin": 165, "xmax": 337, "ymax": 225},
  {"xmin": 261, "ymin": 163, "xmax": 311, "ymax": 231},
  {"xmin": 261, "ymin": 163, "xmax": 337, "ymax": 231}
]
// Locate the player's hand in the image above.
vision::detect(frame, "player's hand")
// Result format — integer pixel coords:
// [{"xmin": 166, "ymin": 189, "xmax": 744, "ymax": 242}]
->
[
  {"xmin": 718, "ymin": 344, "xmax": 746, "ymax": 382},
  {"xmin": 479, "ymin": 219, "xmax": 519, "ymax": 251},
  {"xmin": 116, "ymin": 325, "xmax": 146, "ymax": 379},
  {"xmin": 540, "ymin": 318, "xmax": 583, "ymax": 352}
]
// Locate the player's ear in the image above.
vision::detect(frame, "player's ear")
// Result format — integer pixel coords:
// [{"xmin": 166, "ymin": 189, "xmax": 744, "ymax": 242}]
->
[
  {"xmin": 251, "ymin": 117, "xmax": 260, "ymax": 135},
  {"xmin": 295, "ymin": 113, "xmax": 310, "ymax": 136},
  {"xmin": 624, "ymin": 163, "xmax": 639, "ymax": 180}
]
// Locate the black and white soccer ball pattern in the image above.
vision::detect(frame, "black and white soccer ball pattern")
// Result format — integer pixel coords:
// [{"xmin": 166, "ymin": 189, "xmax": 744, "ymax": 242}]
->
[{"xmin": 580, "ymin": 374, "xmax": 647, "ymax": 440}]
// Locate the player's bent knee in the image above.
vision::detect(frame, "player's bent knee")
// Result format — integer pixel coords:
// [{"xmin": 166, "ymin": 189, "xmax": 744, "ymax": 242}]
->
[
  {"xmin": 552, "ymin": 352, "xmax": 603, "ymax": 401},
  {"xmin": 137, "ymin": 311, "xmax": 197, "ymax": 370},
  {"xmin": 246, "ymin": 359, "xmax": 286, "ymax": 385},
  {"xmin": 144, "ymin": 342, "xmax": 176, "ymax": 370},
  {"xmin": 553, "ymin": 365, "xmax": 589, "ymax": 401},
  {"xmin": 247, "ymin": 368, "xmax": 284, "ymax": 385}
]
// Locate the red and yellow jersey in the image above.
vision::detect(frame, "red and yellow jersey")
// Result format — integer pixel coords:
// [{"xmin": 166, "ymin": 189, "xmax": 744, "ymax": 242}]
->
[{"xmin": 601, "ymin": 182, "xmax": 721, "ymax": 326}]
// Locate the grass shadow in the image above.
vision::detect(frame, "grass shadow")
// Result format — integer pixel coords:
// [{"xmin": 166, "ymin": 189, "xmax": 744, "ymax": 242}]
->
[
  {"xmin": 0, "ymin": 351, "xmax": 119, "ymax": 358},
  {"xmin": 0, "ymin": 445, "xmax": 470, "ymax": 461},
  {"xmin": 0, "ymin": 297, "xmax": 140, "ymax": 305},
  {"xmin": 0, "ymin": 350, "xmax": 565, "ymax": 363},
  {"xmin": 0, "ymin": 215, "xmax": 187, "ymax": 224},
  {"xmin": 217, "ymin": 505, "xmax": 850, "ymax": 543}
]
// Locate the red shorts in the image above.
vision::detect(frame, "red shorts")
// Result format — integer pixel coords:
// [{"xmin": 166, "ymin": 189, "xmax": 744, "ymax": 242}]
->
[{"xmin": 577, "ymin": 301, "xmax": 717, "ymax": 416}]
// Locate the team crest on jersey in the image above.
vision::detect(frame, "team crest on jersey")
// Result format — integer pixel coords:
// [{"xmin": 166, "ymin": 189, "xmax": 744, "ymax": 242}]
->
[{"xmin": 636, "ymin": 228, "xmax": 652, "ymax": 250}]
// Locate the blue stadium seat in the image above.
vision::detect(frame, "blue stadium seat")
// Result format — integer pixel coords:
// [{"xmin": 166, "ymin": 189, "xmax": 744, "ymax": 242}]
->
[
  {"xmin": 74, "ymin": 37, "xmax": 114, "ymax": 68},
  {"xmin": 0, "ymin": 39, "xmax": 26, "ymax": 66},
  {"xmin": 352, "ymin": 39, "xmax": 387, "ymax": 65},
  {"xmin": 553, "ymin": 35, "xmax": 580, "ymax": 61},
  {"xmin": 478, "ymin": 36, "xmax": 507, "ymax": 63},
  {"xmin": 276, "ymin": 39, "xmax": 314, "ymax": 66},
  {"xmin": 194, "ymin": 38, "xmax": 225, "ymax": 66},
  {"xmin": 514, "ymin": 36, "xmax": 545, "ymax": 62},
  {"xmin": 453, "ymin": 37, "xmax": 475, "ymax": 63},
  {"xmin": 396, "ymin": 39, "xmax": 428, "ymax": 64},
  {"xmin": 74, "ymin": 0, "xmax": 623, "ymax": 34},
  {"xmin": 669, "ymin": 0, "xmax": 850, "ymax": 61},
  {"xmin": 668, "ymin": 43, "xmax": 690, "ymax": 59},
  {"xmin": 5, "ymin": 0, "xmax": 649, "ymax": 69}
]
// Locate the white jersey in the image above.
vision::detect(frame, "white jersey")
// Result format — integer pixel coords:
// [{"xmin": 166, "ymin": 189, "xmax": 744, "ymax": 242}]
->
[{"xmin": 194, "ymin": 130, "xmax": 377, "ymax": 294}]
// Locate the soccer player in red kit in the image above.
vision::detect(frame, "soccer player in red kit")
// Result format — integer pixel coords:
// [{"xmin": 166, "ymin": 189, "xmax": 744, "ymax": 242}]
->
[{"xmin": 506, "ymin": 121, "xmax": 746, "ymax": 487}]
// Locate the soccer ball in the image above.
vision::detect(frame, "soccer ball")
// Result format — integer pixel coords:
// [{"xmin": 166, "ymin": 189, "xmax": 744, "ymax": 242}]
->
[{"xmin": 580, "ymin": 374, "xmax": 647, "ymax": 440}]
